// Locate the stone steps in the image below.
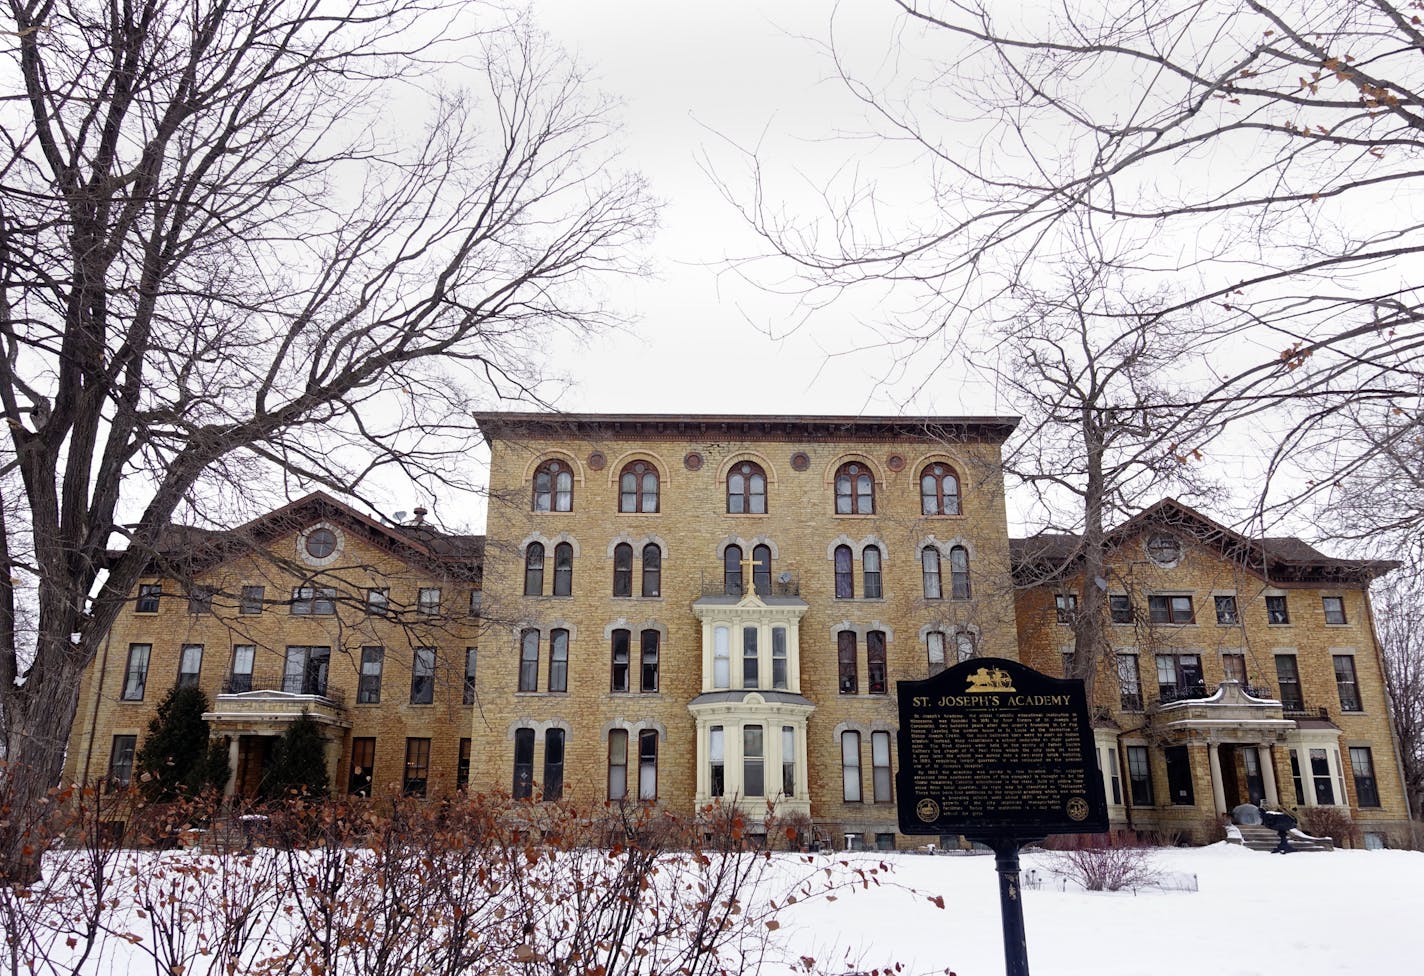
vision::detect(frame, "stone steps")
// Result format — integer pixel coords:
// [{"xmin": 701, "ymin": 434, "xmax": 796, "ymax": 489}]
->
[{"xmin": 1230, "ymin": 823, "xmax": 1334, "ymax": 853}]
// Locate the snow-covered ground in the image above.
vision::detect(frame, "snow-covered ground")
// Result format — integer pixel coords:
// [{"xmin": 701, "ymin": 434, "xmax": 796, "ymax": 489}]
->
[
  {"xmin": 775, "ymin": 844, "xmax": 1424, "ymax": 976},
  {"xmin": 16, "ymin": 841, "xmax": 1423, "ymax": 975}
]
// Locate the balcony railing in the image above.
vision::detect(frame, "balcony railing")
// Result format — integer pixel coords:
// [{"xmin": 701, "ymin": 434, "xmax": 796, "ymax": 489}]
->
[
  {"xmin": 219, "ymin": 669, "xmax": 346, "ymax": 707},
  {"xmin": 699, "ymin": 571, "xmax": 801, "ymax": 598}
]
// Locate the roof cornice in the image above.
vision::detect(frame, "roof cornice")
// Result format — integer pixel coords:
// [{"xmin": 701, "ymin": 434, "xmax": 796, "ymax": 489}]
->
[{"xmin": 471, "ymin": 411, "xmax": 1020, "ymax": 445}]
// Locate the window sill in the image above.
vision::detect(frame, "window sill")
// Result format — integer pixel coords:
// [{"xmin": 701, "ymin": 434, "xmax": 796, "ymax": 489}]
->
[
  {"xmin": 920, "ymin": 513, "xmax": 966, "ymax": 519},
  {"xmin": 407, "ymin": 702, "xmax": 436, "ymax": 708},
  {"xmin": 723, "ymin": 513, "xmax": 770, "ymax": 518},
  {"xmin": 1267, "ymin": 622, "xmax": 1293, "ymax": 628},
  {"xmin": 612, "ymin": 595, "xmax": 665, "ymax": 602},
  {"xmin": 831, "ymin": 513, "xmax": 878, "ymax": 519},
  {"xmin": 615, "ymin": 511, "xmax": 663, "ymax": 517},
  {"xmin": 1324, "ymin": 622, "xmax": 1350, "ymax": 628},
  {"xmin": 133, "ymin": 611, "xmax": 159, "ymax": 616},
  {"xmin": 514, "ymin": 691, "xmax": 568, "ymax": 697}
]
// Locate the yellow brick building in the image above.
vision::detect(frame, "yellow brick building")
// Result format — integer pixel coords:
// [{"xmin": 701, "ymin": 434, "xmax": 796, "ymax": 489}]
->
[
  {"xmin": 64, "ymin": 494, "xmax": 485, "ymax": 801},
  {"xmin": 62, "ymin": 416, "xmax": 1413, "ymax": 848},
  {"xmin": 1012, "ymin": 499, "xmax": 1411, "ymax": 846}
]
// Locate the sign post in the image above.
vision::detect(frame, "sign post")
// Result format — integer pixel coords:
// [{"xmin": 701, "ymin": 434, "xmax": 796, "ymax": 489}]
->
[{"xmin": 896, "ymin": 657, "xmax": 1108, "ymax": 976}]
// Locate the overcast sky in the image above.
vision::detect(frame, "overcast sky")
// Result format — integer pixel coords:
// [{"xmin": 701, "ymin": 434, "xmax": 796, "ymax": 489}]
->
[{"xmin": 523, "ymin": 1, "xmax": 999, "ymax": 418}]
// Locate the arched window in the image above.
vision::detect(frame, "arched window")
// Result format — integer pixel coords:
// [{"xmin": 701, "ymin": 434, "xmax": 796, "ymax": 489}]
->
[
  {"xmin": 834, "ymin": 545, "xmax": 854, "ymax": 599},
  {"xmin": 920, "ymin": 463, "xmax": 961, "ymax": 516},
  {"xmin": 863, "ymin": 546, "xmax": 883, "ymax": 599},
  {"xmin": 752, "ymin": 544, "xmax": 772, "ymax": 596},
  {"xmin": 640, "ymin": 629, "xmax": 660, "ymax": 692},
  {"xmin": 552, "ymin": 542, "xmax": 573, "ymax": 597},
  {"xmin": 619, "ymin": 461, "xmax": 660, "ymax": 513},
  {"xmin": 641, "ymin": 543, "xmax": 661, "ymax": 597},
  {"xmin": 841, "ymin": 731, "xmax": 862, "ymax": 802},
  {"xmin": 867, "ymin": 630, "xmax": 887, "ymax": 694},
  {"xmin": 548, "ymin": 629, "xmax": 569, "ymax": 692},
  {"xmin": 835, "ymin": 462, "xmax": 875, "ymax": 515},
  {"xmin": 949, "ymin": 546, "xmax": 971, "ymax": 599},
  {"xmin": 955, "ymin": 629, "xmax": 977, "ymax": 662},
  {"xmin": 518, "ymin": 630, "xmax": 539, "ymax": 691},
  {"xmin": 532, "ymin": 459, "xmax": 574, "ymax": 512},
  {"xmin": 523, "ymin": 543, "xmax": 544, "ymax": 596},
  {"xmin": 727, "ymin": 461, "xmax": 767, "ymax": 514},
  {"xmin": 922, "ymin": 547, "xmax": 942, "ymax": 599},
  {"xmin": 838, "ymin": 631, "xmax": 858, "ymax": 694},
  {"xmin": 612, "ymin": 543, "xmax": 633, "ymax": 597},
  {"xmin": 927, "ymin": 631, "xmax": 947, "ymax": 674},
  {"xmin": 610, "ymin": 629, "xmax": 631, "ymax": 692},
  {"xmin": 724, "ymin": 544, "xmax": 743, "ymax": 596}
]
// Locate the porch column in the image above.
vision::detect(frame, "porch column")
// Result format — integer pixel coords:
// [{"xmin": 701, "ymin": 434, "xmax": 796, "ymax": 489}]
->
[
  {"xmin": 1207, "ymin": 742, "xmax": 1227, "ymax": 814},
  {"xmin": 1258, "ymin": 745, "xmax": 1279, "ymax": 806},
  {"xmin": 225, "ymin": 736, "xmax": 241, "ymax": 797},
  {"xmin": 323, "ymin": 734, "xmax": 343, "ymax": 791}
]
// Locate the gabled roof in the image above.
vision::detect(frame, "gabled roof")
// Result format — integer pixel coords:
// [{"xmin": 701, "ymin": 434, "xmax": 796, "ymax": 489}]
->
[
  {"xmin": 138, "ymin": 491, "xmax": 483, "ymax": 582},
  {"xmin": 1010, "ymin": 498, "xmax": 1397, "ymax": 587}
]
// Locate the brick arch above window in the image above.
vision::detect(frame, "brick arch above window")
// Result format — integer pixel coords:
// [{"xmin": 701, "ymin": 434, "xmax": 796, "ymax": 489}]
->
[
  {"xmin": 829, "ymin": 621, "xmax": 896, "ymax": 642},
  {"xmin": 606, "ymin": 532, "xmax": 671, "ymax": 558},
  {"xmin": 515, "ymin": 620, "xmax": 579, "ymax": 642},
  {"xmin": 604, "ymin": 451, "xmax": 674, "ymax": 488},
  {"xmin": 825, "ymin": 534, "xmax": 891, "ymax": 562},
  {"xmin": 604, "ymin": 617, "xmax": 668, "ymax": 640},
  {"xmin": 919, "ymin": 622, "xmax": 981, "ymax": 643},
  {"xmin": 507, "ymin": 718, "xmax": 571, "ymax": 740},
  {"xmin": 519, "ymin": 451, "xmax": 586, "ymax": 486},
  {"xmin": 600, "ymin": 719, "xmax": 668, "ymax": 742},
  {"xmin": 819, "ymin": 452, "xmax": 882, "ymax": 484},
  {"xmin": 519, "ymin": 531, "xmax": 582, "ymax": 557},
  {"xmin": 715, "ymin": 536, "xmax": 781, "ymax": 560},
  {"xmin": 716, "ymin": 451, "xmax": 779, "ymax": 486},
  {"xmin": 919, "ymin": 535, "xmax": 977, "ymax": 559}
]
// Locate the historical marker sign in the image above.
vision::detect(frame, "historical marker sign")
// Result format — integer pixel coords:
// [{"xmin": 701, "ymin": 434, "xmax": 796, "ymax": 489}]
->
[{"xmin": 896, "ymin": 656, "xmax": 1108, "ymax": 837}]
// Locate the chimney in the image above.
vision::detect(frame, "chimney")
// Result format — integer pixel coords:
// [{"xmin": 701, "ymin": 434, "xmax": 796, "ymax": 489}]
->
[{"xmin": 413, "ymin": 506, "xmax": 427, "ymax": 526}]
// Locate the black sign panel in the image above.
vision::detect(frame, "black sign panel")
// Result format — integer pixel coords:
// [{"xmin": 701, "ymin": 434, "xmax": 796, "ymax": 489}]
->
[{"xmin": 896, "ymin": 657, "xmax": 1108, "ymax": 837}]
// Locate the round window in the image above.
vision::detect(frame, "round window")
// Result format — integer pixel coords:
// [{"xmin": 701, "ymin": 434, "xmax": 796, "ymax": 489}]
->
[
  {"xmin": 305, "ymin": 527, "xmax": 338, "ymax": 559},
  {"xmin": 1145, "ymin": 533, "xmax": 1181, "ymax": 567}
]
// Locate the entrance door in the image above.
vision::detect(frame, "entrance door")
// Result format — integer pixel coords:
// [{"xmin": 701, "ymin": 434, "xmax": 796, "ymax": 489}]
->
[
  {"xmin": 1164, "ymin": 746, "xmax": 1195, "ymax": 806},
  {"xmin": 234, "ymin": 735, "xmax": 273, "ymax": 798},
  {"xmin": 1241, "ymin": 747, "xmax": 1266, "ymax": 805},
  {"xmin": 1218, "ymin": 744, "xmax": 1243, "ymax": 807}
]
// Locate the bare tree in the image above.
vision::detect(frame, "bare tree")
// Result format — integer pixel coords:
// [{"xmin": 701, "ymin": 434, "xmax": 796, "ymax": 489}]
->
[
  {"xmin": 1373, "ymin": 576, "xmax": 1424, "ymax": 819},
  {"xmin": 724, "ymin": 0, "xmax": 1424, "ymax": 536},
  {"xmin": 994, "ymin": 239, "xmax": 1226, "ymax": 697},
  {"xmin": 0, "ymin": 0, "xmax": 653, "ymax": 880}
]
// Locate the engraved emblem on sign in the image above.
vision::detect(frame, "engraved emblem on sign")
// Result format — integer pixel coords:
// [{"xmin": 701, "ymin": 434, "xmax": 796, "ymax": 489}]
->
[
  {"xmin": 1066, "ymin": 797, "xmax": 1089, "ymax": 821},
  {"xmin": 966, "ymin": 666, "xmax": 1015, "ymax": 693},
  {"xmin": 916, "ymin": 798, "xmax": 940, "ymax": 822}
]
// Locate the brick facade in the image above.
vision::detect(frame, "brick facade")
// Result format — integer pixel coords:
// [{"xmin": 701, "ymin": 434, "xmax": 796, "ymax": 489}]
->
[{"xmin": 62, "ymin": 417, "xmax": 1413, "ymax": 849}]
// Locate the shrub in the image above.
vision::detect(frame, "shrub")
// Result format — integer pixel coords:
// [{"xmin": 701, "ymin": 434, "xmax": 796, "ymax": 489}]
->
[
  {"xmin": 1297, "ymin": 806, "xmax": 1356, "ymax": 847},
  {"xmin": 135, "ymin": 686, "xmax": 228, "ymax": 800},
  {"xmin": 259, "ymin": 711, "xmax": 330, "ymax": 799},
  {"xmin": 1047, "ymin": 837, "xmax": 1162, "ymax": 892}
]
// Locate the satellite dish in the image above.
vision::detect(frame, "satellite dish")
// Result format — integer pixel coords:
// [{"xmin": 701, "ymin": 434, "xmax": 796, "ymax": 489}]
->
[
  {"xmin": 393, "ymin": 511, "xmax": 407, "ymax": 522},
  {"xmin": 777, "ymin": 571, "xmax": 792, "ymax": 584}
]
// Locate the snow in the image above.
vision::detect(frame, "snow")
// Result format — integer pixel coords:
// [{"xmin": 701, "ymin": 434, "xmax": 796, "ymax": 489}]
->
[
  {"xmin": 770, "ymin": 844, "xmax": 1424, "ymax": 976},
  {"xmin": 18, "ymin": 842, "xmax": 1424, "ymax": 975}
]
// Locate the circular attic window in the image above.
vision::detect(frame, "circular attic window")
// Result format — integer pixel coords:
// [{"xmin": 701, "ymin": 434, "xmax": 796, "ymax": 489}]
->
[
  {"xmin": 1145, "ymin": 533, "xmax": 1181, "ymax": 567},
  {"xmin": 299, "ymin": 524, "xmax": 344, "ymax": 567}
]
